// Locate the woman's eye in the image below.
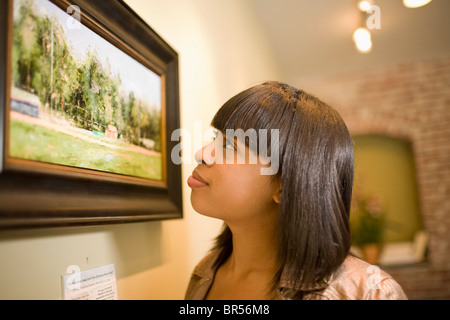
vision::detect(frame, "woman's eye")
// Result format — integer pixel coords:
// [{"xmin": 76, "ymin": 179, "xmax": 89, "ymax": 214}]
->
[
  {"xmin": 224, "ymin": 138, "xmax": 235, "ymax": 151},
  {"xmin": 210, "ymin": 129, "xmax": 219, "ymax": 142}
]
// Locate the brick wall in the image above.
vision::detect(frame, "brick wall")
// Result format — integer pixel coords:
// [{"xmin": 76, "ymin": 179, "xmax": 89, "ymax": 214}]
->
[{"xmin": 299, "ymin": 55, "xmax": 450, "ymax": 299}]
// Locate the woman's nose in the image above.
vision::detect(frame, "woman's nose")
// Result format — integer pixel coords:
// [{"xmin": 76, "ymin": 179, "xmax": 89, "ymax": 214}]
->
[{"xmin": 194, "ymin": 143, "xmax": 215, "ymax": 165}]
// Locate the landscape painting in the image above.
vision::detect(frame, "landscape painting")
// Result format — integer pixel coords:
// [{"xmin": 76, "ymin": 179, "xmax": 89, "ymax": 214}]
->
[{"xmin": 9, "ymin": 0, "xmax": 163, "ymax": 181}]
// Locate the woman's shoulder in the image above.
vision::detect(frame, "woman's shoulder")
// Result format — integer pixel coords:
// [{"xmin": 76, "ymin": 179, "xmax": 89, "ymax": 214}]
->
[
  {"xmin": 191, "ymin": 249, "xmax": 221, "ymax": 278},
  {"xmin": 185, "ymin": 249, "xmax": 221, "ymax": 300},
  {"xmin": 321, "ymin": 255, "xmax": 408, "ymax": 300}
]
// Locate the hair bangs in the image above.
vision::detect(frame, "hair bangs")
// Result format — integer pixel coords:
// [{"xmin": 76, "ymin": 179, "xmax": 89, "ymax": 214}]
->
[
  {"xmin": 211, "ymin": 89, "xmax": 267, "ymax": 133},
  {"xmin": 211, "ymin": 85, "xmax": 294, "ymax": 160}
]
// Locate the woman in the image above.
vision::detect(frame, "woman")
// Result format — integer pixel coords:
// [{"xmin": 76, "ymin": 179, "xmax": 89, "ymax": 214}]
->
[{"xmin": 185, "ymin": 81, "xmax": 407, "ymax": 300}]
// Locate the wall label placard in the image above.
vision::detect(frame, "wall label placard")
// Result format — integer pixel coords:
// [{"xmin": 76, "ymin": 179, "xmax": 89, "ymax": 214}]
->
[{"xmin": 62, "ymin": 263, "xmax": 118, "ymax": 300}]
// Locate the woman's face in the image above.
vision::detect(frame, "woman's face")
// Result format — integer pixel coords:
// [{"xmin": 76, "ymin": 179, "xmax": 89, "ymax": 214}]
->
[{"xmin": 188, "ymin": 130, "xmax": 280, "ymax": 225}]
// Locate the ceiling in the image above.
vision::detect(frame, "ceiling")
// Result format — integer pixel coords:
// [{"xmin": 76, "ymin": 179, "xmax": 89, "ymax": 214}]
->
[{"xmin": 248, "ymin": 0, "xmax": 450, "ymax": 81}]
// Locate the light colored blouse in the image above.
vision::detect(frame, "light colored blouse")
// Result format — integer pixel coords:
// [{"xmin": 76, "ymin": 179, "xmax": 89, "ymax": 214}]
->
[{"xmin": 185, "ymin": 249, "xmax": 408, "ymax": 300}]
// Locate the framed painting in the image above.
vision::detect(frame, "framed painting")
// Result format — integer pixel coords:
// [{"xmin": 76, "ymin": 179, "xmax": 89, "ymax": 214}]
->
[{"xmin": 0, "ymin": 0, "xmax": 182, "ymax": 228}]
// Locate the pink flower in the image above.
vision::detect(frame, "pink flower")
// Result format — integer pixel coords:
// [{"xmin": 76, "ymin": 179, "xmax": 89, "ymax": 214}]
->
[{"xmin": 365, "ymin": 194, "xmax": 383, "ymax": 217}]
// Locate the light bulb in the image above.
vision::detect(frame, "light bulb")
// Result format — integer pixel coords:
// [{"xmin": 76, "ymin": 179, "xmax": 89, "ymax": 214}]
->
[
  {"xmin": 353, "ymin": 27, "xmax": 372, "ymax": 53},
  {"xmin": 358, "ymin": 0, "xmax": 372, "ymax": 12},
  {"xmin": 403, "ymin": 0, "xmax": 432, "ymax": 8}
]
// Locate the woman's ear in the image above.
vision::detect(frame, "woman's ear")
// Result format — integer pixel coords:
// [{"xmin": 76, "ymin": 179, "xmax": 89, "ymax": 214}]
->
[
  {"xmin": 273, "ymin": 189, "xmax": 282, "ymax": 204},
  {"xmin": 273, "ymin": 178, "xmax": 282, "ymax": 204}
]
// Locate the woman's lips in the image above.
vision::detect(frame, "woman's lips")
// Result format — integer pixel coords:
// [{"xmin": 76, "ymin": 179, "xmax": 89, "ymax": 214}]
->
[{"xmin": 187, "ymin": 170, "xmax": 209, "ymax": 189}]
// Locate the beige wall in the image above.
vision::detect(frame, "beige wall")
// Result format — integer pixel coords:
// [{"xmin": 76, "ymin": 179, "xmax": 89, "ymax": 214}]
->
[{"xmin": 0, "ymin": 0, "xmax": 281, "ymax": 299}]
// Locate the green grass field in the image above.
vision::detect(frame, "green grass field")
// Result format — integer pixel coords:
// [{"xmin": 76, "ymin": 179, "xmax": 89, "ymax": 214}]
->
[{"xmin": 9, "ymin": 119, "xmax": 162, "ymax": 181}]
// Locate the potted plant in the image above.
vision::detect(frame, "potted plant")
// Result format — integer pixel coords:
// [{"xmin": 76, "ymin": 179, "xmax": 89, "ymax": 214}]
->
[{"xmin": 350, "ymin": 192, "xmax": 386, "ymax": 265}]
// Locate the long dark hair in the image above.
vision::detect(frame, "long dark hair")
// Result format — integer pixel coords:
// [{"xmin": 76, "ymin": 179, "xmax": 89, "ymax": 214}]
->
[{"xmin": 210, "ymin": 81, "xmax": 354, "ymax": 299}]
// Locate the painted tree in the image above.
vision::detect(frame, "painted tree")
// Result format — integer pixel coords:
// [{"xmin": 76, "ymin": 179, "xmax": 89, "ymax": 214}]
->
[{"xmin": 11, "ymin": 0, "xmax": 162, "ymax": 150}]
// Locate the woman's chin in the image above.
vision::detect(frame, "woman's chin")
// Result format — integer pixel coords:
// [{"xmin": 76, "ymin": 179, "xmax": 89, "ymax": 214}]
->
[{"xmin": 190, "ymin": 197, "xmax": 222, "ymax": 220}]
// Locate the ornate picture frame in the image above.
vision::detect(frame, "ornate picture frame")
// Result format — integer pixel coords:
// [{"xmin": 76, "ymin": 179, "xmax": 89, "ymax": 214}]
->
[{"xmin": 0, "ymin": 0, "xmax": 182, "ymax": 228}]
